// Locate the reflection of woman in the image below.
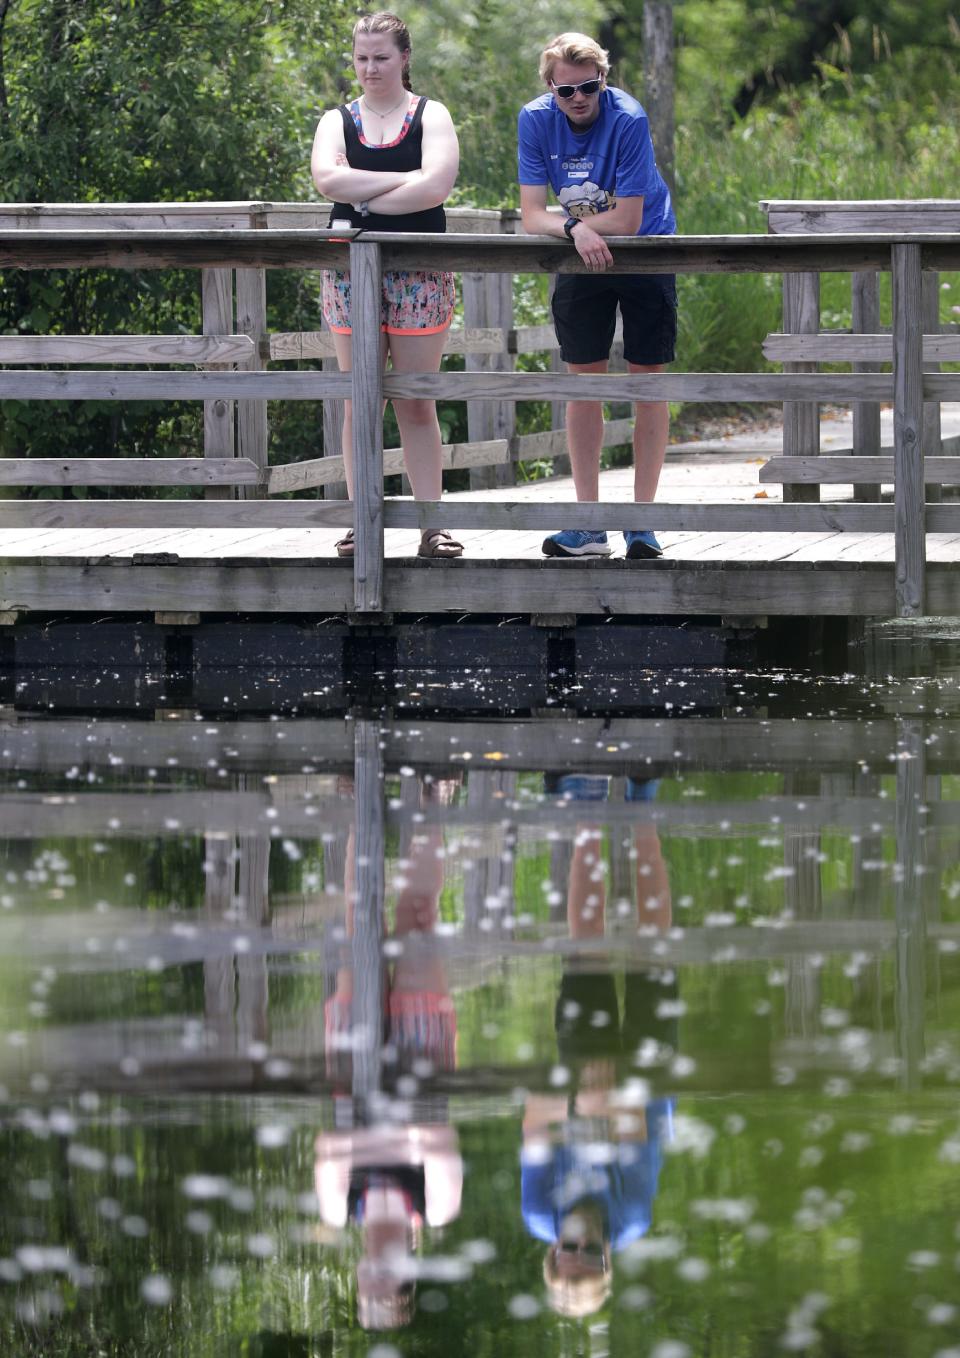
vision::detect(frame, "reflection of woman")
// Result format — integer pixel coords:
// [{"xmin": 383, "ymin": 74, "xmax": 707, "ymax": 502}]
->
[
  {"xmin": 317, "ymin": 773, "xmax": 462, "ymax": 1329},
  {"xmin": 324, "ymin": 775, "xmax": 458, "ymax": 1090},
  {"xmin": 314, "ymin": 1123, "xmax": 463, "ymax": 1330},
  {"xmin": 311, "ymin": 12, "xmax": 463, "ymax": 561}
]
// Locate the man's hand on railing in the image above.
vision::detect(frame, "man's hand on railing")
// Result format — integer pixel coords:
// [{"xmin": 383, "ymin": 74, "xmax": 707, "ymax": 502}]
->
[{"xmin": 567, "ymin": 219, "xmax": 613, "ymax": 272}]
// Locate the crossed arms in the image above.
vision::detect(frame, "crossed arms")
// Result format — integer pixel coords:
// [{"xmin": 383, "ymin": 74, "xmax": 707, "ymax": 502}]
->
[{"xmin": 311, "ymin": 100, "xmax": 459, "ymax": 215}]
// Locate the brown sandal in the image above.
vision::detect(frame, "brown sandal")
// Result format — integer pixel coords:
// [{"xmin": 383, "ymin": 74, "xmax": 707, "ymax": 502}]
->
[
  {"xmin": 335, "ymin": 529, "xmax": 354, "ymax": 559},
  {"xmin": 418, "ymin": 529, "xmax": 463, "ymax": 560}
]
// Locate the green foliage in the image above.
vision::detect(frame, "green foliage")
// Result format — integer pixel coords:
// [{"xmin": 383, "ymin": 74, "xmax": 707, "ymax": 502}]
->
[
  {"xmin": 399, "ymin": 0, "xmax": 604, "ymax": 208},
  {"xmin": 4, "ymin": 0, "xmax": 960, "ymax": 466},
  {"xmin": 0, "ymin": 0, "xmax": 352, "ymax": 465}
]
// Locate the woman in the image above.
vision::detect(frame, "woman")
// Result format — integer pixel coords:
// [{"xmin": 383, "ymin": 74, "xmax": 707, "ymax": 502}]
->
[{"xmin": 311, "ymin": 12, "xmax": 462, "ymax": 559}]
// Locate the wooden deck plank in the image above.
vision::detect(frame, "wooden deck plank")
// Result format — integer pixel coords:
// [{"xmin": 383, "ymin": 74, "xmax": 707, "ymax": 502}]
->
[{"xmin": 0, "ymin": 446, "xmax": 953, "ymax": 610}]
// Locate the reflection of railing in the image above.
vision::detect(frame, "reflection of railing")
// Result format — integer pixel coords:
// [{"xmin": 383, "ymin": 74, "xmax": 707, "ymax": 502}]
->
[
  {"xmin": 1, "ymin": 710, "xmax": 947, "ymax": 1089},
  {"xmin": 2, "ymin": 214, "xmax": 960, "ymax": 616}
]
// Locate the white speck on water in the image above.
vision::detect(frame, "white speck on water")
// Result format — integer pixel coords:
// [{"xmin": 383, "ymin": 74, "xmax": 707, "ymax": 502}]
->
[
  {"xmin": 186, "ymin": 1211, "xmax": 213, "ymax": 1234},
  {"xmin": 246, "ymin": 1233, "xmax": 275, "ymax": 1259},
  {"xmin": 908, "ymin": 1250, "xmax": 942, "ymax": 1271},
  {"xmin": 140, "ymin": 1274, "xmax": 172, "ymax": 1305},
  {"xmin": 66, "ymin": 1144, "xmax": 107, "ymax": 1173},
  {"xmin": 368, "ymin": 1346, "xmax": 402, "ymax": 1358},
  {"xmin": 651, "ymin": 1342, "xmax": 691, "ymax": 1358},
  {"xmin": 665, "ymin": 1116, "xmax": 715, "ymax": 1160},
  {"xmin": 928, "ymin": 1304, "xmax": 957, "ymax": 1325},
  {"xmin": 256, "ymin": 1124, "xmax": 291, "ymax": 1150},
  {"xmin": 209, "ymin": 1264, "xmax": 238, "ymax": 1291},
  {"xmin": 823, "ymin": 1077, "xmax": 852, "ymax": 1098},
  {"xmin": 677, "ymin": 1257, "xmax": 710, "ymax": 1282},
  {"xmin": 230, "ymin": 1187, "xmax": 255, "ymax": 1213},
  {"xmin": 508, "ymin": 1293, "xmax": 541, "ymax": 1319},
  {"xmin": 122, "ymin": 1216, "xmax": 149, "ymax": 1238},
  {"xmin": 691, "ymin": 1198, "xmax": 755, "ymax": 1224},
  {"xmin": 182, "ymin": 1175, "xmax": 231, "ymax": 1200},
  {"xmin": 461, "ymin": 1239, "xmax": 497, "ymax": 1264},
  {"xmin": 620, "ymin": 1284, "xmax": 652, "ymax": 1309},
  {"xmin": 623, "ymin": 1235, "xmax": 683, "ymax": 1268}
]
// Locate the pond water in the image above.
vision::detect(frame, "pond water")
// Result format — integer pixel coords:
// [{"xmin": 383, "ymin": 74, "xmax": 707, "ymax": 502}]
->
[{"xmin": 3, "ymin": 635, "xmax": 960, "ymax": 1357}]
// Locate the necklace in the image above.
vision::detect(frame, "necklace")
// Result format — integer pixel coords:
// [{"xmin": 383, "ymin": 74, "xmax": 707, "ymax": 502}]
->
[{"xmin": 360, "ymin": 93, "xmax": 408, "ymax": 142}]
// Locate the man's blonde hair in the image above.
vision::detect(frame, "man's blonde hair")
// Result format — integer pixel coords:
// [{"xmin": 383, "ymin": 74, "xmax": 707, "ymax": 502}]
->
[
  {"xmin": 543, "ymin": 1244, "xmax": 612, "ymax": 1318},
  {"xmin": 539, "ymin": 32, "xmax": 610, "ymax": 86}
]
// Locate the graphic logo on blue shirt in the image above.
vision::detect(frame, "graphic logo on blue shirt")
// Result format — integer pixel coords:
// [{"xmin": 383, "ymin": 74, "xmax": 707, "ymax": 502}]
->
[{"xmin": 558, "ymin": 182, "xmax": 614, "ymax": 217}]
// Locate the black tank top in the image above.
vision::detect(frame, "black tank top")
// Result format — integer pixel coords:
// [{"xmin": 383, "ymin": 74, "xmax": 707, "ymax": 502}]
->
[{"xmin": 330, "ymin": 95, "xmax": 447, "ymax": 233}]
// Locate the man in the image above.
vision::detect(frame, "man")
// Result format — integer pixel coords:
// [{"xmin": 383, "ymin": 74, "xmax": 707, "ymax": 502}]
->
[{"xmin": 518, "ymin": 32, "xmax": 677, "ymax": 559}]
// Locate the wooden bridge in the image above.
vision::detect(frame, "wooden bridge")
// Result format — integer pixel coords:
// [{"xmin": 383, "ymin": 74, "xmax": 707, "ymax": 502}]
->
[{"xmin": 1, "ymin": 199, "xmax": 959, "ymax": 626}]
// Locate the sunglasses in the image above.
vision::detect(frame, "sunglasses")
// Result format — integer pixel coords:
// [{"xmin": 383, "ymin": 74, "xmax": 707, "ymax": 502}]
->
[
  {"xmin": 550, "ymin": 77, "xmax": 602, "ymax": 99},
  {"xmin": 556, "ymin": 1240, "xmax": 607, "ymax": 1270}
]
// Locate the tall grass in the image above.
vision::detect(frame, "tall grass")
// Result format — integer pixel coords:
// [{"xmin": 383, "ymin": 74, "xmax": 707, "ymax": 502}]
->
[{"xmin": 674, "ymin": 62, "xmax": 960, "ymax": 376}]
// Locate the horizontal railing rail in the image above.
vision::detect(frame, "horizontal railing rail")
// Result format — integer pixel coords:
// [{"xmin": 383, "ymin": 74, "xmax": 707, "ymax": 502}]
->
[{"xmin": 2, "ymin": 219, "xmax": 958, "ymax": 617}]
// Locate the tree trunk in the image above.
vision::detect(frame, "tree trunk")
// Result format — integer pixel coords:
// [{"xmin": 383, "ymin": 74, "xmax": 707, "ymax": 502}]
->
[{"xmin": 642, "ymin": 2, "xmax": 675, "ymax": 197}]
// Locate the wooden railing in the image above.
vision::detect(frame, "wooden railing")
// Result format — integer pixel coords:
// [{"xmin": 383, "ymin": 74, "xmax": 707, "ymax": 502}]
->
[
  {"xmin": 2, "ymin": 209, "xmax": 960, "ymax": 617},
  {"xmin": 0, "ymin": 201, "xmax": 634, "ymax": 496},
  {"xmin": 761, "ymin": 199, "xmax": 960, "ymax": 506}
]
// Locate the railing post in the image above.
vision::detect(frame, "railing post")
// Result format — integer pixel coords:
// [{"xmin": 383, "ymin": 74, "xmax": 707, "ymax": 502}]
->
[
  {"xmin": 351, "ymin": 718, "xmax": 385, "ymax": 1103},
  {"xmin": 201, "ymin": 268, "xmax": 235, "ymax": 500},
  {"xmin": 895, "ymin": 718, "xmax": 927, "ymax": 1088},
  {"xmin": 782, "ymin": 271, "xmax": 820, "ymax": 503},
  {"xmin": 892, "ymin": 243, "xmax": 925, "ymax": 618},
  {"xmin": 350, "ymin": 239, "xmax": 384, "ymax": 613},
  {"xmin": 236, "ymin": 263, "xmax": 268, "ymax": 499},
  {"xmin": 464, "ymin": 213, "xmax": 516, "ymax": 490},
  {"xmin": 546, "ymin": 276, "xmax": 571, "ymax": 479},
  {"xmin": 321, "ymin": 314, "xmax": 348, "ymax": 501},
  {"xmin": 852, "ymin": 271, "xmax": 881, "ymax": 503},
  {"xmin": 922, "ymin": 270, "xmax": 942, "ymax": 503}
]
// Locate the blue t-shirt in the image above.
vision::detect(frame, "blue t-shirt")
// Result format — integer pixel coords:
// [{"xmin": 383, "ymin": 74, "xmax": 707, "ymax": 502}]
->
[
  {"xmin": 517, "ymin": 86, "xmax": 675, "ymax": 236},
  {"xmin": 520, "ymin": 1098, "xmax": 675, "ymax": 1251}
]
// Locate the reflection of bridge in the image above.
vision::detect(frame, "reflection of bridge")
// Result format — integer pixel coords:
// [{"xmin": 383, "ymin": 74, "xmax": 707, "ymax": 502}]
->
[
  {"xmin": 0, "ymin": 710, "xmax": 951, "ymax": 1095},
  {"xmin": 3, "ymin": 201, "xmax": 960, "ymax": 623}
]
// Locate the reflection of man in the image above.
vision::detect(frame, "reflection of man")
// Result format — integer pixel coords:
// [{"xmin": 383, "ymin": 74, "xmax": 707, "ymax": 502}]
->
[
  {"xmin": 518, "ymin": 32, "xmax": 677, "ymax": 561},
  {"xmin": 316, "ymin": 773, "xmax": 462, "ymax": 1329},
  {"xmin": 521, "ymin": 773, "xmax": 677, "ymax": 1317}
]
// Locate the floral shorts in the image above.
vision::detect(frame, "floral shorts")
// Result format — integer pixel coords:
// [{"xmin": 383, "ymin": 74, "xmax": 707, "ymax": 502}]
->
[{"xmin": 321, "ymin": 268, "xmax": 455, "ymax": 336}]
